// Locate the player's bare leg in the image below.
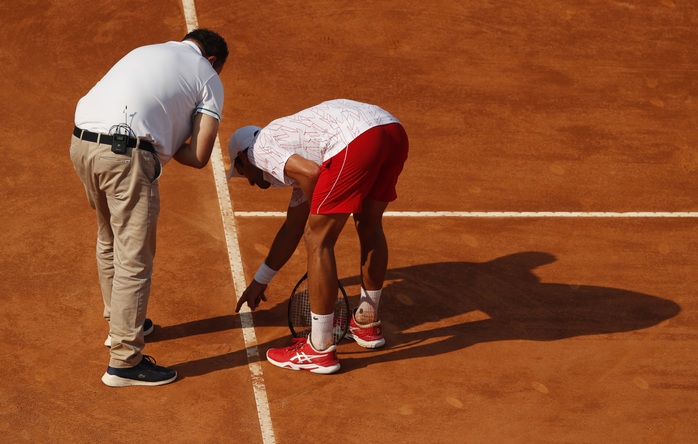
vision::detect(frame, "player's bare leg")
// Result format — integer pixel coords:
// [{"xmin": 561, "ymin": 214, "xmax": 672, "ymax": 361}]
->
[
  {"xmin": 305, "ymin": 212, "xmax": 350, "ymax": 350},
  {"xmin": 353, "ymin": 199, "xmax": 389, "ymax": 323}
]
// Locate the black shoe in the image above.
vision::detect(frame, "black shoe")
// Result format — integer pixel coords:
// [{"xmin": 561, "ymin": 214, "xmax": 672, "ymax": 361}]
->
[
  {"xmin": 104, "ymin": 318, "xmax": 154, "ymax": 347},
  {"xmin": 101, "ymin": 355, "xmax": 177, "ymax": 387}
]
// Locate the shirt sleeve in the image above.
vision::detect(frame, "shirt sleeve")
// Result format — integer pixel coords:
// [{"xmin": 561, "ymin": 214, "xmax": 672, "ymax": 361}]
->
[
  {"xmin": 251, "ymin": 131, "xmax": 295, "ymax": 185},
  {"xmin": 196, "ymin": 75, "xmax": 224, "ymax": 121}
]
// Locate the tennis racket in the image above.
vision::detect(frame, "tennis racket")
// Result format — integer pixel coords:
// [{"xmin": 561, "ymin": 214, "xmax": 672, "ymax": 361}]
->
[{"xmin": 288, "ymin": 272, "xmax": 350, "ymax": 344}]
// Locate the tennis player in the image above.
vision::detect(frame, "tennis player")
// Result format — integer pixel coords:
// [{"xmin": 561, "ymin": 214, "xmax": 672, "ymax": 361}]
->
[{"xmin": 228, "ymin": 99, "xmax": 409, "ymax": 374}]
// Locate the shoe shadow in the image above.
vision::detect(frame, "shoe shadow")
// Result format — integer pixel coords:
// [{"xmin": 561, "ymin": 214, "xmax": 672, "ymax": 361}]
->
[{"xmin": 165, "ymin": 251, "xmax": 681, "ymax": 377}]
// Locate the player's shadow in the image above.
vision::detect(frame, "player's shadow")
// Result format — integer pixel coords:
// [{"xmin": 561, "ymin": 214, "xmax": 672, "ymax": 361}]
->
[
  {"xmin": 337, "ymin": 251, "xmax": 681, "ymax": 371},
  {"xmin": 164, "ymin": 251, "xmax": 680, "ymax": 377}
]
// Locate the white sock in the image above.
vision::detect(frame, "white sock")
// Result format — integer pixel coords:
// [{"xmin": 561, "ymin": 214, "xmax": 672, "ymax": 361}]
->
[
  {"xmin": 310, "ymin": 312, "xmax": 333, "ymax": 350},
  {"xmin": 355, "ymin": 288, "xmax": 382, "ymax": 324}
]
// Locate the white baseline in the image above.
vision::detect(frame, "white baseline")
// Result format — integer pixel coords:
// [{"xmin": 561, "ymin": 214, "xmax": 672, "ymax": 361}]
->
[{"xmin": 235, "ymin": 211, "xmax": 698, "ymax": 218}]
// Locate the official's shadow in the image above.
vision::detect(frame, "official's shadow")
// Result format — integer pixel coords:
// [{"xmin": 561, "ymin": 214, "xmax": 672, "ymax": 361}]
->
[{"xmin": 165, "ymin": 251, "xmax": 680, "ymax": 377}]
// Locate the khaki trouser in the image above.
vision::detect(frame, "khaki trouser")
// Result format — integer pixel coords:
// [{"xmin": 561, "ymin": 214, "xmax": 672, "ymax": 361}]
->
[{"xmin": 70, "ymin": 135, "xmax": 161, "ymax": 368}]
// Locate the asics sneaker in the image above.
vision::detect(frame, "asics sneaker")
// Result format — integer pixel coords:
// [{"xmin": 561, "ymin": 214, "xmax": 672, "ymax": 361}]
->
[
  {"xmin": 266, "ymin": 337, "xmax": 340, "ymax": 374},
  {"xmin": 345, "ymin": 309, "xmax": 385, "ymax": 348}
]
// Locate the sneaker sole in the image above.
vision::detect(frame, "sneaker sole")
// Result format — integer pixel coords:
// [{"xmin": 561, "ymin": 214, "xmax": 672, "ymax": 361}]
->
[
  {"xmin": 101, "ymin": 372, "xmax": 177, "ymax": 387},
  {"xmin": 266, "ymin": 357, "xmax": 340, "ymax": 375},
  {"xmin": 104, "ymin": 323, "xmax": 155, "ymax": 348},
  {"xmin": 345, "ymin": 332, "xmax": 385, "ymax": 349}
]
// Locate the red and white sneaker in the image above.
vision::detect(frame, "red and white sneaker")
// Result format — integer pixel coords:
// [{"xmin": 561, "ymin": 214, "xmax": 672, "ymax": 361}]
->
[
  {"xmin": 345, "ymin": 309, "xmax": 385, "ymax": 349},
  {"xmin": 266, "ymin": 337, "xmax": 340, "ymax": 374}
]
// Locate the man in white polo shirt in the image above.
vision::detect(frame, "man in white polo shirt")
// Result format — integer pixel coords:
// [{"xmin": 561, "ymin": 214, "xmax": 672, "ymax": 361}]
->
[
  {"xmin": 227, "ymin": 99, "xmax": 409, "ymax": 374},
  {"xmin": 70, "ymin": 28, "xmax": 228, "ymax": 387}
]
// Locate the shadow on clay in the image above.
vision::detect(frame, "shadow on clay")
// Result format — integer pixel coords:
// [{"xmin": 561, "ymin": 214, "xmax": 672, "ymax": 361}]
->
[{"xmin": 164, "ymin": 251, "xmax": 681, "ymax": 378}]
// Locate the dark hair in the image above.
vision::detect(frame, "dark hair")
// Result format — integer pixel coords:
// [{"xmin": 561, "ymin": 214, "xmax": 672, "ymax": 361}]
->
[{"xmin": 183, "ymin": 28, "xmax": 229, "ymax": 68}]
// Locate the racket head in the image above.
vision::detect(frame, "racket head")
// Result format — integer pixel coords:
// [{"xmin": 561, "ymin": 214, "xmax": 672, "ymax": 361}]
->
[
  {"xmin": 288, "ymin": 272, "xmax": 350, "ymax": 344},
  {"xmin": 288, "ymin": 273, "xmax": 312, "ymax": 339}
]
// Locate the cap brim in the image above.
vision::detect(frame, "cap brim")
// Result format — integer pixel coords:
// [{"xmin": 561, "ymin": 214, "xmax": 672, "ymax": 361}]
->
[{"xmin": 227, "ymin": 125, "xmax": 262, "ymax": 180}]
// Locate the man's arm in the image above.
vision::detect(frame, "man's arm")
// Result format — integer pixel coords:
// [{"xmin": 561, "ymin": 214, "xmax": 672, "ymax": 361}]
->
[
  {"xmin": 266, "ymin": 199, "xmax": 310, "ymax": 270},
  {"xmin": 235, "ymin": 200, "xmax": 310, "ymax": 312},
  {"xmin": 283, "ymin": 154, "xmax": 322, "ymax": 203},
  {"xmin": 173, "ymin": 112, "xmax": 220, "ymax": 168}
]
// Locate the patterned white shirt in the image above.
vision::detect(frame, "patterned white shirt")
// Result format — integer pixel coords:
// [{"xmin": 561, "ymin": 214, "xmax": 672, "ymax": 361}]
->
[{"xmin": 249, "ymin": 99, "xmax": 400, "ymax": 206}]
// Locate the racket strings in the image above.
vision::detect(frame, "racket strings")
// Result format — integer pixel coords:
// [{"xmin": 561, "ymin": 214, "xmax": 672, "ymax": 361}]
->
[
  {"xmin": 289, "ymin": 289, "xmax": 312, "ymax": 337},
  {"xmin": 288, "ymin": 280, "xmax": 350, "ymax": 344}
]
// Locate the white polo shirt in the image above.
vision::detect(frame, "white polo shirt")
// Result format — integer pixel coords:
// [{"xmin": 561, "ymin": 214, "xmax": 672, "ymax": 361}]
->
[
  {"xmin": 249, "ymin": 99, "xmax": 400, "ymax": 206},
  {"xmin": 75, "ymin": 40, "xmax": 224, "ymax": 166}
]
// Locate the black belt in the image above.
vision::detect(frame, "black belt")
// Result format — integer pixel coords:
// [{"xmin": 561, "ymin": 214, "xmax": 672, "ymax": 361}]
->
[{"xmin": 73, "ymin": 126, "xmax": 155, "ymax": 153}]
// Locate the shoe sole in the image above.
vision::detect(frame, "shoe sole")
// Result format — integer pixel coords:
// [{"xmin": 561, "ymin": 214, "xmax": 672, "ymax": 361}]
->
[
  {"xmin": 345, "ymin": 331, "xmax": 385, "ymax": 349},
  {"xmin": 104, "ymin": 323, "xmax": 155, "ymax": 347},
  {"xmin": 266, "ymin": 357, "xmax": 340, "ymax": 375},
  {"xmin": 101, "ymin": 372, "xmax": 177, "ymax": 387}
]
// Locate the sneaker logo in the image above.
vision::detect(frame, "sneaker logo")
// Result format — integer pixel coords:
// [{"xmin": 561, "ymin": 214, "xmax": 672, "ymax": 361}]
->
[
  {"xmin": 291, "ymin": 352, "xmax": 326, "ymax": 364},
  {"xmin": 312, "ymin": 316, "xmax": 319, "ymax": 320}
]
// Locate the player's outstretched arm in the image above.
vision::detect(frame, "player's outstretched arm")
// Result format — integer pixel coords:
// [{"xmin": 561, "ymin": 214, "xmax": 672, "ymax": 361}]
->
[
  {"xmin": 265, "ymin": 201, "xmax": 310, "ymax": 270},
  {"xmin": 235, "ymin": 202, "xmax": 309, "ymax": 313}
]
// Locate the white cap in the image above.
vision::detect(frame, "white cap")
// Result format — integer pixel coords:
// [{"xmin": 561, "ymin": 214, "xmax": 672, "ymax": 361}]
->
[{"xmin": 227, "ymin": 125, "xmax": 262, "ymax": 179}]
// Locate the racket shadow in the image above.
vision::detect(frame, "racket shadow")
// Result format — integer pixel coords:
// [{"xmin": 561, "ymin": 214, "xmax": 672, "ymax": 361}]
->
[{"xmin": 337, "ymin": 251, "xmax": 681, "ymax": 372}]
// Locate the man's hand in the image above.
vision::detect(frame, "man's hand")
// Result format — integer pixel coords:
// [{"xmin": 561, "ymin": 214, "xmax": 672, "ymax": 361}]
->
[{"xmin": 235, "ymin": 280, "xmax": 268, "ymax": 312}]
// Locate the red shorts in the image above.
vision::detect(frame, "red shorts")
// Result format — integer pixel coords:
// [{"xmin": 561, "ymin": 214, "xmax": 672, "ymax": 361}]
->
[{"xmin": 311, "ymin": 123, "xmax": 409, "ymax": 214}]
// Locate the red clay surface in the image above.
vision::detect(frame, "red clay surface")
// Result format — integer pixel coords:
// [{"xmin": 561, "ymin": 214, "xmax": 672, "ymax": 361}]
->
[{"xmin": 1, "ymin": 0, "xmax": 697, "ymax": 443}]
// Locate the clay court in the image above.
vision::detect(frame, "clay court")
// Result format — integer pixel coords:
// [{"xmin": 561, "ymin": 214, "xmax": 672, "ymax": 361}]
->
[{"xmin": 1, "ymin": 0, "xmax": 697, "ymax": 442}]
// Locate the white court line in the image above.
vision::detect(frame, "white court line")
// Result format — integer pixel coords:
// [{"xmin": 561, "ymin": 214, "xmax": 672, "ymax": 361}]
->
[
  {"xmin": 235, "ymin": 211, "xmax": 698, "ymax": 218},
  {"xmin": 180, "ymin": 2, "xmax": 276, "ymax": 444}
]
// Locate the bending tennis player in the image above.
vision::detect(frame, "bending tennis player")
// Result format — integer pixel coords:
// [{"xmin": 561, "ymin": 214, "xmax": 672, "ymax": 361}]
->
[{"xmin": 228, "ymin": 99, "xmax": 409, "ymax": 374}]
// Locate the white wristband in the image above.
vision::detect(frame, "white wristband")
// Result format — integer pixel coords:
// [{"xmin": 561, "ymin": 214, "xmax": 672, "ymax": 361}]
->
[{"xmin": 254, "ymin": 262, "xmax": 277, "ymax": 285}]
